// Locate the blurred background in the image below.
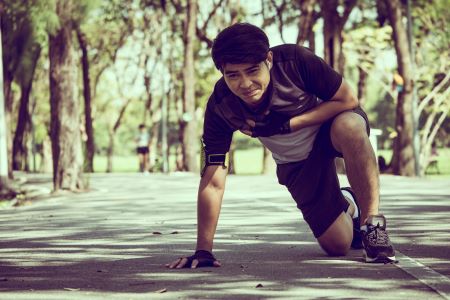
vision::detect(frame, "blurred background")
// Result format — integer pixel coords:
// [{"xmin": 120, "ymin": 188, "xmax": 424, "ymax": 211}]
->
[{"xmin": 0, "ymin": 0, "xmax": 449, "ymax": 192}]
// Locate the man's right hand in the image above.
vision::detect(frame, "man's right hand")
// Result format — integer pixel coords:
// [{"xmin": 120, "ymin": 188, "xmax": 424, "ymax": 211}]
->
[{"xmin": 166, "ymin": 250, "xmax": 221, "ymax": 269}]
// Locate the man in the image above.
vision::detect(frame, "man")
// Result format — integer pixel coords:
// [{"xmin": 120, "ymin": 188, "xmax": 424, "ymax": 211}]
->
[
  {"xmin": 135, "ymin": 124, "xmax": 150, "ymax": 173},
  {"xmin": 167, "ymin": 23, "xmax": 395, "ymax": 269}
]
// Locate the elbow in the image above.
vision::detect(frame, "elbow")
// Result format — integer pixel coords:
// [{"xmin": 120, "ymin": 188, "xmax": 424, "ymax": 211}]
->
[
  {"xmin": 342, "ymin": 93, "xmax": 359, "ymax": 110},
  {"xmin": 348, "ymin": 95, "xmax": 359, "ymax": 109}
]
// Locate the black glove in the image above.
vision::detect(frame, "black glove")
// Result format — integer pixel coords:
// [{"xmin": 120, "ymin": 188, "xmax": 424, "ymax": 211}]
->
[
  {"xmin": 251, "ymin": 111, "xmax": 291, "ymax": 137},
  {"xmin": 183, "ymin": 250, "xmax": 217, "ymax": 268}
]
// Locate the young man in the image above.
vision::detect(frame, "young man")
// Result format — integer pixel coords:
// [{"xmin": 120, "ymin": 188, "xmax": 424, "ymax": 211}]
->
[{"xmin": 167, "ymin": 23, "xmax": 395, "ymax": 269}]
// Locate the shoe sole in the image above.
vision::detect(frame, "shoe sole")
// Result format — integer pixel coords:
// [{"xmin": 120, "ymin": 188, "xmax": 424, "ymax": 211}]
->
[{"xmin": 363, "ymin": 250, "xmax": 396, "ymax": 263}]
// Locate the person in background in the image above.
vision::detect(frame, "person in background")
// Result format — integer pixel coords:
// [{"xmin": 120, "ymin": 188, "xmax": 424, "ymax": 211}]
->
[{"xmin": 135, "ymin": 124, "xmax": 150, "ymax": 173}]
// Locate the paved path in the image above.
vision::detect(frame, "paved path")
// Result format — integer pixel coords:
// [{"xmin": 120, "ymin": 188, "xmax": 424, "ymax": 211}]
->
[{"xmin": 0, "ymin": 172, "xmax": 449, "ymax": 299}]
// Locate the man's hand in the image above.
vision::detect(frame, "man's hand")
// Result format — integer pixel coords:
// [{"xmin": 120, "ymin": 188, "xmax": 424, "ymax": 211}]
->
[
  {"xmin": 240, "ymin": 110, "xmax": 291, "ymax": 137},
  {"xmin": 166, "ymin": 250, "xmax": 221, "ymax": 269}
]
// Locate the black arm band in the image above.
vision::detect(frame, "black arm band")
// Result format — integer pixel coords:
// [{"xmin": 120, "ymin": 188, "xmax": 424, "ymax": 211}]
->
[{"xmin": 200, "ymin": 140, "xmax": 229, "ymax": 177}]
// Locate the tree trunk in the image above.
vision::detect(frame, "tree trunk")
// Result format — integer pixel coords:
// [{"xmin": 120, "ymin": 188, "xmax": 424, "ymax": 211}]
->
[
  {"xmin": 357, "ymin": 65, "xmax": 368, "ymax": 108},
  {"xmin": 384, "ymin": 0, "xmax": 416, "ymax": 176},
  {"xmin": 13, "ymin": 46, "xmax": 41, "ymax": 171},
  {"xmin": 296, "ymin": 0, "xmax": 317, "ymax": 47},
  {"xmin": 320, "ymin": 0, "xmax": 356, "ymax": 74},
  {"xmin": 262, "ymin": 146, "xmax": 275, "ymax": 174},
  {"xmin": 4, "ymin": 77, "xmax": 13, "ymax": 178},
  {"xmin": 228, "ymin": 141, "xmax": 235, "ymax": 174},
  {"xmin": 106, "ymin": 130, "xmax": 114, "ymax": 173},
  {"xmin": 181, "ymin": 0, "xmax": 199, "ymax": 172},
  {"xmin": 0, "ymin": 19, "xmax": 16, "ymax": 196},
  {"xmin": 76, "ymin": 26, "xmax": 95, "ymax": 173},
  {"xmin": 49, "ymin": 1, "xmax": 85, "ymax": 191},
  {"xmin": 39, "ymin": 135, "xmax": 53, "ymax": 173}
]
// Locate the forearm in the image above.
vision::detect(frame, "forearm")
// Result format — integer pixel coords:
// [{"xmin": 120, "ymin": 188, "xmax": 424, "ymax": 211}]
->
[
  {"xmin": 290, "ymin": 80, "xmax": 358, "ymax": 132},
  {"xmin": 196, "ymin": 166, "xmax": 227, "ymax": 251},
  {"xmin": 289, "ymin": 99, "xmax": 357, "ymax": 131}
]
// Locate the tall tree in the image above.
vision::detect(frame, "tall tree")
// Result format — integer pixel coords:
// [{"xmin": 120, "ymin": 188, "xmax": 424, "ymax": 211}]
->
[
  {"xmin": 319, "ymin": 0, "xmax": 356, "ymax": 74},
  {"xmin": 0, "ymin": 14, "xmax": 16, "ymax": 198},
  {"xmin": 180, "ymin": 0, "xmax": 199, "ymax": 172},
  {"xmin": 1, "ymin": 1, "xmax": 31, "ymax": 177},
  {"xmin": 76, "ymin": 25, "xmax": 95, "ymax": 173},
  {"xmin": 296, "ymin": 0, "xmax": 318, "ymax": 51},
  {"xmin": 48, "ymin": 0, "xmax": 84, "ymax": 190},
  {"xmin": 382, "ymin": 0, "xmax": 416, "ymax": 176},
  {"xmin": 12, "ymin": 44, "xmax": 41, "ymax": 170}
]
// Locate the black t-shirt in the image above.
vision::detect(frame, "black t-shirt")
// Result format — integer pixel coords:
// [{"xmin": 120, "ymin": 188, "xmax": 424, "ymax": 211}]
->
[{"xmin": 202, "ymin": 44, "xmax": 342, "ymax": 161}]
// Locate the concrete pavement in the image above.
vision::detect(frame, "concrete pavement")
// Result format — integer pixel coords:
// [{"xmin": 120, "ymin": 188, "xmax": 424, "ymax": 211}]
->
[{"xmin": 0, "ymin": 172, "xmax": 449, "ymax": 299}]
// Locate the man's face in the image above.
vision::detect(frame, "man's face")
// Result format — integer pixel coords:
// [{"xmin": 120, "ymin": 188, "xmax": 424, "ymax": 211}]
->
[{"xmin": 222, "ymin": 52, "xmax": 272, "ymax": 107}]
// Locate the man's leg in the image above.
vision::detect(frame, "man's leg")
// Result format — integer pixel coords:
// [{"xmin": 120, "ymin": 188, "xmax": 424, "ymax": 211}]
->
[
  {"xmin": 317, "ymin": 111, "xmax": 375, "ymax": 256},
  {"xmin": 317, "ymin": 211, "xmax": 353, "ymax": 256},
  {"xmin": 328, "ymin": 111, "xmax": 396, "ymax": 263},
  {"xmin": 143, "ymin": 152, "xmax": 149, "ymax": 172},
  {"xmin": 329, "ymin": 111, "xmax": 379, "ymax": 224},
  {"xmin": 138, "ymin": 153, "xmax": 144, "ymax": 172}
]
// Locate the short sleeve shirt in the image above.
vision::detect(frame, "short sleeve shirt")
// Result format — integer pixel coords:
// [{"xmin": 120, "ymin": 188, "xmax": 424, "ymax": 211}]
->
[{"xmin": 202, "ymin": 44, "xmax": 342, "ymax": 163}]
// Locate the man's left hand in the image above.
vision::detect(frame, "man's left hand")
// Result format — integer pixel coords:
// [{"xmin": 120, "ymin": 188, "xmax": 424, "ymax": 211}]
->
[{"xmin": 243, "ymin": 111, "xmax": 291, "ymax": 137}]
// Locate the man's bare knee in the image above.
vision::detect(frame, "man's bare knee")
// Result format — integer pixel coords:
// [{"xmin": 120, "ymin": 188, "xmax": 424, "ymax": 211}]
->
[
  {"xmin": 331, "ymin": 113, "xmax": 367, "ymax": 152},
  {"xmin": 317, "ymin": 212, "xmax": 353, "ymax": 256},
  {"xmin": 319, "ymin": 239, "xmax": 351, "ymax": 256}
]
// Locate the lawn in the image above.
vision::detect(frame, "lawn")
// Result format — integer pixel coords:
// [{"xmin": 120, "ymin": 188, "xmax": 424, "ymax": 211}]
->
[{"xmin": 94, "ymin": 147, "xmax": 450, "ymax": 177}]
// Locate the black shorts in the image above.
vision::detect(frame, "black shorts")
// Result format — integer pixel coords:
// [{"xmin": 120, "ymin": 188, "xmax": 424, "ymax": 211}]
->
[
  {"xmin": 276, "ymin": 107, "xmax": 369, "ymax": 238},
  {"xmin": 136, "ymin": 146, "xmax": 149, "ymax": 154}
]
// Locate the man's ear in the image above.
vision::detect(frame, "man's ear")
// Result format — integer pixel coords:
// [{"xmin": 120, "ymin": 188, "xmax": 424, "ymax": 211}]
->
[{"xmin": 266, "ymin": 51, "xmax": 273, "ymax": 69}]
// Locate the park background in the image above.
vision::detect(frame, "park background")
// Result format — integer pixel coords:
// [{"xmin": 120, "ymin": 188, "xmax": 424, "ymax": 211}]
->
[{"xmin": 0, "ymin": 0, "xmax": 449, "ymax": 197}]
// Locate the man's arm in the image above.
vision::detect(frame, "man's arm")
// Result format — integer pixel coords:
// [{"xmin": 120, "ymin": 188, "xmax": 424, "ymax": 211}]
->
[
  {"xmin": 196, "ymin": 165, "xmax": 227, "ymax": 251},
  {"xmin": 241, "ymin": 79, "xmax": 358, "ymax": 137},
  {"xmin": 167, "ymin": 164, "xmax": 227, "ymax": 269},
  {"xmin": 289, "ymin": 79, "xmax": 358, "ymax": 132}
]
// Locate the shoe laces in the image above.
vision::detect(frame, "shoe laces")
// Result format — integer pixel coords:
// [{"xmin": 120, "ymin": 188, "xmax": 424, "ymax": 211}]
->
[{"xmin": 366, "ymin": 224, "xmax": 390, "ymax": 246}]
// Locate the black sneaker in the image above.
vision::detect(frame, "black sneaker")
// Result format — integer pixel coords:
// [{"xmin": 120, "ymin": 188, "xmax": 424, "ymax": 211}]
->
[
  {"xmin": 340, "ymin": 187, "xmax": 362, "ymax": 249},
  {"xmin": 361, "ymin": 215, "xmax": 396, "ymax": 263}
]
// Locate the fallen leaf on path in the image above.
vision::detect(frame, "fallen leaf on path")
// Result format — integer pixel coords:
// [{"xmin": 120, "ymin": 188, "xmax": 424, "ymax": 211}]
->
[
  {"xmin": 170, "ymin": 231, "xmax": 179, "ymax": 234},
  {"xmin": 64, "ymin": 288, "xmax": 80, "ymax": 291},
  {"xmin": 152, "ymin": 232, "xmax": 162, "ymax": 235},
  {"xmin": 155, "ymin": 288, "xmax": 167, "ymax": 293}
]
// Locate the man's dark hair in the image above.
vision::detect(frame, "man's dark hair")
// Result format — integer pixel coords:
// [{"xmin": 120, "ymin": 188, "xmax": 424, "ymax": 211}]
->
[
  {"xmin": 211, "ymin": 23, "xmax": 270, "ymax": 71},
  {"xmin": 139, "ymin": 124, "xmax": 145, "ymax": 129}
]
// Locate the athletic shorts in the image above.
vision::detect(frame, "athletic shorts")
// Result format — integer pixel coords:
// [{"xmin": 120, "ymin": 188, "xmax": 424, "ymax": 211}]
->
[
  {"xmin": 276, "ymin": 107, "xmax": 370, "ymax": 238},
  {"xmin": 136, "ymin": 146, "xmax": 149, "ymax": 154}
]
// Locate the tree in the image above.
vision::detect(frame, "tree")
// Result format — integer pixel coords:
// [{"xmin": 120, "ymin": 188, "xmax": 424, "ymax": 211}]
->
[
  {"xmin": 296, "ymin": 0, "xmax": 319, "ymax": 51},
  {"xmin": 48, "ymin": 0, "xmax": 85, "ymax": 190},
  {"xmin": 410, "ymin": 0, "xmax": 450, "ymax": 175},
  {"xmin": 12, "ymin": 44, "xmax": 41, "ymax": 171},
  {"xmin": 177, "ymin": 0, "xmax": 199, "ymax": 172},
  {"xmin": 0, "ymin": 14, "xmax": 16, "ymax": 198},
  {"xmin": 382, "ymin": 0, "xmax": 416, "ymax": 176},
  {"xmin": 319, "ymin": 0, "xmax": 356, "ymax": 74},
  {"xmin": 1, "ymin": 1, "xmax": 33, "ymax": 177},
  {"xmin": 76, "ymin": 25, "xmax": 95, "ymax": 173}
]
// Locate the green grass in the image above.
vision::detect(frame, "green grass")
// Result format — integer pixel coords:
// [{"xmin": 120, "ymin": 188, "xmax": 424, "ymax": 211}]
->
[
  {"xmin": 30, "ymin": 147, "xmax": 450, "ymax": 177},
  {"xmin": 92, "ymin": 148, "xmax": 265, "ymax": 174}
]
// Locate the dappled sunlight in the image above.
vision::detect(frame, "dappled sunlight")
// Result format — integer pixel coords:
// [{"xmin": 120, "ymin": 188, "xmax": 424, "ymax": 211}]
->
[{"xmin": 0, "ymin": 174, "xmax": 448, "ymax": 298}]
